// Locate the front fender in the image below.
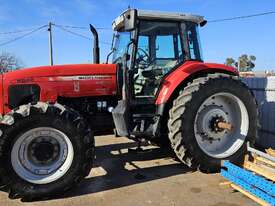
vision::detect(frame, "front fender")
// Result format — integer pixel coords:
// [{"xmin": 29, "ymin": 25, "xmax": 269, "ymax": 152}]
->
[{"xmin": 155, "ymin": 61, "xmax": 238, "ymax": 105}]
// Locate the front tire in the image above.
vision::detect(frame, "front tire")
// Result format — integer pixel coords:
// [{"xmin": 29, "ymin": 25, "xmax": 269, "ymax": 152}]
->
[
  {"xmin": 0, "ymin": 102, "xmax": 94, "ymax": 200},
  {"xmin": 168, "ymin": 74, "xmax": 258, "ymax": 172}
]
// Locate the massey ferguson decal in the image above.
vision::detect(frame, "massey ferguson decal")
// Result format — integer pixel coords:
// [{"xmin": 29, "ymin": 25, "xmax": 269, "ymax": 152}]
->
[
  {"xmin": 16, "ymin": 77, "xmax": 34, "ymax": 83},
  {"xmin": 53, "ymin": 75, "xmax": 113, "ymax": 81}
]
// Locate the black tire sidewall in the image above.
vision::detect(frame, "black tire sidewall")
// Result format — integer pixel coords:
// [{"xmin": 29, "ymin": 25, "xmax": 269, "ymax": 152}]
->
[{"xmin": 2, "ymin": 107, "xmax": 93, "ymax": 198}]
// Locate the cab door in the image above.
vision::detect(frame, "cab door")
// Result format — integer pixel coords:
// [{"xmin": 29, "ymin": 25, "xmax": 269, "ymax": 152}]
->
[
  {"xmin": 125, "ymin": 21, "xmax": 184, "ymax": 137},
  {"xmin": 132, "ymin": 21, "xmax": 184, "ymax": 102},
  {"xmin": 113, "ymin": 20, "xmax": 184, "ymax": 138}
]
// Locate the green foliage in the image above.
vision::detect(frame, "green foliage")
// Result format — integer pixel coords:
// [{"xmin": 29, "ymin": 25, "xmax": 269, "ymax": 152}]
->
[
  {"xmin": 225, "ymin": 54, "xmax": 256, "ymax": 72},
  {"xmin": 225, "ymin": 58, "xmax": 236, "ymax": 67}
]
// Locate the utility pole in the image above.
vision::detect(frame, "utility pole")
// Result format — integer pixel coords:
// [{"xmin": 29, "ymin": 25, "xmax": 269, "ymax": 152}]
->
[{"xmin": 48, "ymin": 22, "xmax": 53, "ymax": 66}]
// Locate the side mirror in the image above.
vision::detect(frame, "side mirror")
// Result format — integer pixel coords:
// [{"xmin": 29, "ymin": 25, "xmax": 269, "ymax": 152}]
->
[
  {"xmin": 122, "ymin": 39, "xmax": 135, "ymax": 71},
  {"xmin": 200, "ymin": 20, "xmax": 207, "ymax": 27},
  {"xmin": 124, "ymin": 39, "xmax": 135, "ymax": 62}
]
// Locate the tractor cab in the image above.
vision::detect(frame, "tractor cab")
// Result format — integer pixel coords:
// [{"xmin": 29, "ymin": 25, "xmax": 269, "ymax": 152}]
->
[{"xmin": 111, "ymin": 9, "xmax": 207, "ymax": 138}]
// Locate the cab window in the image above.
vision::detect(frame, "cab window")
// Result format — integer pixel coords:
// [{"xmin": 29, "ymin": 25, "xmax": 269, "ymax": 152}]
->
[{"xmin": 134, "ymin": 21, "xmax": 183, "ymax": 98}]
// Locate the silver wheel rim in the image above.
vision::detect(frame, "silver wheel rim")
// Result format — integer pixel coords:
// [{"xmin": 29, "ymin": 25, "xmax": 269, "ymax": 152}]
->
[
  {"xmin": 11, "ymin": 127, "xmax": 74, "ymax": 184},
  {"xmin": 194, "ymin": 92, "xmax": 249, "ymax": 158}
]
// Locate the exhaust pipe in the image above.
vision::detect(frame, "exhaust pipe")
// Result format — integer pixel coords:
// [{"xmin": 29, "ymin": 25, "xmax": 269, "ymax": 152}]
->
[{"xmin": 89, "ymin": 24, "xmax": 100, "ymax": 64}]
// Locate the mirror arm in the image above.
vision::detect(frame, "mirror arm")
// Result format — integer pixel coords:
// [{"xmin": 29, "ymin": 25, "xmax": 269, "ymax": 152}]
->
[
  {"xmin": 106, "ymin": 33, "xmax": 116, "ymax": 64},
  {"xmin": 106, "ymin": 49, "xmax": 115, "ymax": 64}
]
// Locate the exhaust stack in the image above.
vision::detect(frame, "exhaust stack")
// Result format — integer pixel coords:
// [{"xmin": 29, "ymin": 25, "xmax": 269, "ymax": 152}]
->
[{"xmin": 89, "ymin": 24, "xmax": 100, "ymax": 64}]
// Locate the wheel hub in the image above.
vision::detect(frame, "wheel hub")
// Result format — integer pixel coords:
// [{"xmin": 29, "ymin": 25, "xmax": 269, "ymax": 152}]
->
[
  {"xmin": 197, "ymin": 105, "xmax": 228, "ymax": 141},
  {"xmin": 210, "ymin": 115, "xmax": 226, "ymax": 133},
  {"xmin": 194, "ymin": 92, "xmax": 249, "ymax": 158},
  {"xmin": 28, "ymin": 137, "xmax": 60, "ymax": 165},
  {"xmin": 11, "ymin": 127, "xmax": 74, "ymax": 184}
]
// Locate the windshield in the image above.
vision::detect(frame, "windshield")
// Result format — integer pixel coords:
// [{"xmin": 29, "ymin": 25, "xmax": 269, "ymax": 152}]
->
[{"xmin": 112, "ymin": 32, "xmax": 131, "ymax": 63}]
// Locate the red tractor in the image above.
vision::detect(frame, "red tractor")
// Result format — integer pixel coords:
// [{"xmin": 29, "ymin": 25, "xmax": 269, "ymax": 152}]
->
[{"xmin": 0, "ymin": 9, "xmax": 258, "ymax": 199}]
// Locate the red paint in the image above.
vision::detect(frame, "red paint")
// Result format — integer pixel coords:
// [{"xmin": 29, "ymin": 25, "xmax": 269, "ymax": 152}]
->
[
  {"xmin": 0, "ymin": 61, "xmax": 238, "ymax": 114},
  {"xmin": 155, "ymin": 61, "xmax": 238, "ymax": 105},
  {"xmin": 1, "ymin": 64, "xmax": 117, "ymax": 114}
]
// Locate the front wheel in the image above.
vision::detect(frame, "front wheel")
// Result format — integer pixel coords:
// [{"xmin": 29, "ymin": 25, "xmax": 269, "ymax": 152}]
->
[
  {"xmin": 168, "ymin": 74, "xmax": 258, "ymax": 172},
  {"xmin": 0, "ymin": 102, "xmax": 94, "ymax": 200}
]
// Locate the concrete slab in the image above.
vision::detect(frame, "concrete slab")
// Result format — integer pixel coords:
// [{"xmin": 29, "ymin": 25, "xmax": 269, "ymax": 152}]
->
[{"xmin": 0, "ymin": 135, "xmax": 258, "ymax": 206}]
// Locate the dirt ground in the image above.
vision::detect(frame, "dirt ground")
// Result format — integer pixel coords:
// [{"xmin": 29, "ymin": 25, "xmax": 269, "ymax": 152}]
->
[{"xmin": 0, "ymin": 135, "xmax": 257, "ymax": 206}]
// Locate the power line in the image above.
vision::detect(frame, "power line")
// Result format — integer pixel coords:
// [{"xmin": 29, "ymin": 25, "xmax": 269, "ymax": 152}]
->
[
  {"xmin": 53, "ymin": 24, "xmax": 112, "ymax": 30},
  {"xmin": 208, "ymin": 11, "xmax": 275, "ymax": 23},
  {"xmin": 0, "ymin": 25, "xmax": 47, "ymax": 47},
  {"xmin": 53, "ymin": 24, "xmax": 112, "ymax": 45},
  {"xmin": 0, "ymin": 25, "xmax": 47, "ymax": 35},
  {"xmin": 1, "ymin": 10, "xmax": 274, "ymax": 47},
  {"xmin": 54, "ymin": 24, "xmax": 91, "ymax": 40},
  {"xmin": 0, "ymin": 10, "xmax": 274, "ymax": 35}
]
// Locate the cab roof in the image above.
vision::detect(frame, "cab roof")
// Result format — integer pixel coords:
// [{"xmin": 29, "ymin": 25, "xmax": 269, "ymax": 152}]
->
[
  {"xmin": 112, "ymin": 9, "xmax": 206, "ymax": 31},
  {"xmin": 137, "ymin": 10, "xmax": 205, "ymax": 23}
]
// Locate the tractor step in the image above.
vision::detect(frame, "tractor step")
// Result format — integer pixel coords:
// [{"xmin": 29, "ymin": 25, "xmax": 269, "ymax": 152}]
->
[
  {"xmin": 112, "ymin": 101, "xmax": 160, "ymax": 138},
  {"xmin": 132, "ymin": 113, "xmax": 156, "ymax": 118},
  {"xmin": 112, "ymin": 100, "xmax": 130, "ymax": 137},
  {"xmin": 131, "ymin": 113, "xmax": 160, "ymax": 138}
]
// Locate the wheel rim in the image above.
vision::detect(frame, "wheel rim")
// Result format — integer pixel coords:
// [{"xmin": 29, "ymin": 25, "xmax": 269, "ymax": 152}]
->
[
  {"xmin": 194, "ymin": 92, "xmax": 249, "ymax": 158},
  {"xmin": 11, "ymin": 127, "xmax": 74, "ymax": 184}
]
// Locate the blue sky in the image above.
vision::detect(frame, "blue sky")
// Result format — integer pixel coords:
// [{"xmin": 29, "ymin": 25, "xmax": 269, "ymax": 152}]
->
[{"xmin": 0, "ymin": 0, "xmax": 274, "ymax": 70}]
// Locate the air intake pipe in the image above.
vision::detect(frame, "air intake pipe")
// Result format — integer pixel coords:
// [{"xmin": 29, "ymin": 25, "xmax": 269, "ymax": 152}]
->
[{"xmin": 89, "ymin": 24, "xmax": 100, "ymax": 64}]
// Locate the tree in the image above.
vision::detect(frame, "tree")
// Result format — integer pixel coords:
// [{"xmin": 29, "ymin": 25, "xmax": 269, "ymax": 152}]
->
[
  {"xmin": 225, "ymin": 57, "xmax": 236, "ymax": 67},
  {"xmin": 224, "ymin": 54, "xmax": 256, "ymax": 72},
  {"xmin": 0, "ymin": 52, "xmax": 24, "ymax": 73}
]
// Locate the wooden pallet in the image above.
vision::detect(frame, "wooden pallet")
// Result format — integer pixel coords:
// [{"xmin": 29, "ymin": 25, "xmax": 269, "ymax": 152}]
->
[
  {"xmin": 231, "ymin": 183, "xmax": 271, "ymax": 206},
  {"xmin": 221, "ymin": 147, "xmax": 275, "ymax": 206}
]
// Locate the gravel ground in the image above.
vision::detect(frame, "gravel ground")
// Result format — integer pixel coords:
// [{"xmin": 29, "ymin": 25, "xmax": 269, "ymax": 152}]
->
[{"xmin": 0, "ymin": 135, "xmax": 257, "ymax": 206}]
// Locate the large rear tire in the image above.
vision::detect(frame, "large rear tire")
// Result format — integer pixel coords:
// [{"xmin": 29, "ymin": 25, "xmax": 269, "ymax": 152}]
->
[
  {"xmin": 168, "ymin": 74, "xmax": 258, "ymax": 173},
  {"xmin": 0, "ymin": 102, "xmax": 94, "ymax": 200}
]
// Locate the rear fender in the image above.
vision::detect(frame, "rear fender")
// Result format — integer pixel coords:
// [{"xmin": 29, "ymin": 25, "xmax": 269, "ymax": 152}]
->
[{"xmin": 155, "ymin": 61, "xmax": 238, "ymax": 105}]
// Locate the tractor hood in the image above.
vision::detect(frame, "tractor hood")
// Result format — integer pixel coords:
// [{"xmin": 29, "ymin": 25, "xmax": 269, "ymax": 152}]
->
[
  {"xmin": 3, "ymin": 64, "xmax": 117, "ymax": 82},
  {"xmin": 1, "ymin": 63, "xmax": 118, "ymax": 114}
]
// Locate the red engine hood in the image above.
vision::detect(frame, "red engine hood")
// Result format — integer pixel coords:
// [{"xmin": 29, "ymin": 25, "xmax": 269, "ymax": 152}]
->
[
  {"xmin": 1, "ymin": 64, "xmax": 118, "ymax": 114},
  {"xmin": 3, "ymin": 64, "xmax": 117, "ymax": 81}
]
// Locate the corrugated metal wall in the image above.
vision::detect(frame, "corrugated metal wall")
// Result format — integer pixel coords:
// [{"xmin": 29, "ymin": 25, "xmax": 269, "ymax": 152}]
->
[{"xmin": 242, "ymin": 77, "xmax": 275, "ymax": 148}]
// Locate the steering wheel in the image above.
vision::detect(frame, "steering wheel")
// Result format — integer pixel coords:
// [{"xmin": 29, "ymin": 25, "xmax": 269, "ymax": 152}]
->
[{"xmin": 136, "ymin": 48, "xmax": 151, "ymax": 67}]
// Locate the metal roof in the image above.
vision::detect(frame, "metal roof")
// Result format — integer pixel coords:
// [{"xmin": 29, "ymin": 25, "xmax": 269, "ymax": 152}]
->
[
  {"xmin": 137, "ymin": 10, "xmax": 205, "ymax": 24},
  {"xmin": 112, "ymin": 9, "xmax": 206, "ymax": 31}
]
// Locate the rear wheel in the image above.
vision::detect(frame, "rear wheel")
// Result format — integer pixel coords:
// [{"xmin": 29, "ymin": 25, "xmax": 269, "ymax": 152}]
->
[
  {"xmin": 168, "ymin": 74, "xmax": 258, "ymax": 172},
  {"xmin": 0, "ymin": 102, "xmax": 94, "ymax": 200}
]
